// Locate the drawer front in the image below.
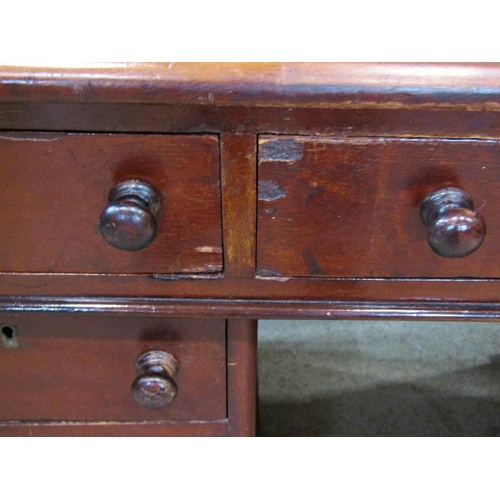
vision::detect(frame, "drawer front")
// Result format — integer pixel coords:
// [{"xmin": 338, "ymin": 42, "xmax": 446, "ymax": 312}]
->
[
  {"xmin": 0, "ymin": 315, "xmax": 226, "ymax": 422},
  {"xmin": 0, "ymin": 133, "xmax": 222, "ymax": 274},
  {"xmin": 257, "ymin": 136, "xmax": 500, "ymax": 278}
]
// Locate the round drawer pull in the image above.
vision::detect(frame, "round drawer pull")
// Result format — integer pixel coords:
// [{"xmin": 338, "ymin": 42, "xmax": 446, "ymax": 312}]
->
[
  {"xmin": 99, "ymin": 179, "xmax": 161, "ymax": 251},
  {"xmin": 131, "ymin": 350, "xmax": 179, "ymax": 409},
  {"xmin": 420, "ymin": 187, "xmax": 486, "ymax": 258}
]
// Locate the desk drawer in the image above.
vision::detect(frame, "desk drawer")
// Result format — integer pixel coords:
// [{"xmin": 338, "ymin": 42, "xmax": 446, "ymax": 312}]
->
[
  {"xmin": 0, "ymin": 133, "xmax": 222, "ymax": 274},
  {"xmin": 0, "ymin": 315, "xmax": 226, "ymax": 422},
  {"xmin": 257, "ymin": 136, "xmax": 500, "ymax": 278}
]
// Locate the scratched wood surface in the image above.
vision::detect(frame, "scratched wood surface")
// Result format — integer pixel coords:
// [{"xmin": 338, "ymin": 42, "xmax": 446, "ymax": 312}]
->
[
  {"xmin": 221, "ymin": 134, "xmax": 256, "ymax": 277},
  {"xmin": 0, "ymin": 133, "xmax": 222, "ymax": 274},
  {"xmin": 0, "ymin": 421, "xmax": 228, "ymax": 437},
  {"xmin": 227, "ymin": 319, "xmax": 257, "ymax": 436},
  {"xmin": 0, "ymin": 314, "xmax": 226, "ymax": 421},
  {"xmin": 257, "ymin": 135, "xmax": 500, "ymax": 278},
  {"xmin": 4, "ymin": 103, "xmax": 500, "ymax": 140},
  {"xmin": 2, "ymin": 63, "xmax": 500, "ymax": 109},
  {"xmin": 2, "ymin": 64, "xmax": 500, "ymax": 437},
  {"xmin": 0, "ymin": 64, "xmax": 500, "ymax": 317}
]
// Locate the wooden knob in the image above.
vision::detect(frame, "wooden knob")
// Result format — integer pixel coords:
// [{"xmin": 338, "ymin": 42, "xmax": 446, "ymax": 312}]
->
[
  {"xmin": 420, "ymin": 187, "xmax": 486, "ymax": 258},
  {"xmin": 99, "ymin": 180, "xmax": 161, "ymax": 251},
  {"xmin": 131, "ymin": 350, "xmax": 179, "ymax": 409}
]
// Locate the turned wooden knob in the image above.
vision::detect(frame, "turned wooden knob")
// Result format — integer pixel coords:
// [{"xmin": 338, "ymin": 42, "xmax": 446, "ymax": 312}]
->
[
  {"xmin": 420, "ymin": 187, "xmax": 486, "ymax": 258},
  {"xmin": 99, "ymin": 180, "xmax": 161, "ymax": 251},
  {"xmin": 131, "ymin": 350, "xmax": 179, "ymax": 409}
]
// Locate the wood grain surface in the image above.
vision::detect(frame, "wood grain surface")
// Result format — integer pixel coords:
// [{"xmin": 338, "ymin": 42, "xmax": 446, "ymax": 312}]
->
[
  {"xmin": 3, "ymin": 64, "xmax": 500, "ymax": 436},
  {"xmin": 0, "ymin": 133, "xmax": 222, "ymax": 274},
  {"xmin": 0, "ymin": 314, "xmax": 226, "ymax": 422},
  {"xmin": 227, "ymin": 319, "xmax": 257, "ymax": 436},
  {"xmin": 221, "ymin": 134, "xmax": 256, "ymax": 277},
  {"xmin": 0, "ymin": 420, "xmax": 228, "ymax": 437},
  {"xmin": 257, "ymin": 135, "xmax": 500, "ymax": 278},
  {"xmin": 4, "ymin": 103, "xmax": 500, "ymax": 140},
  {"xmin": 3, "ymin": 63, "xmax": 500, "ymax": 109}
]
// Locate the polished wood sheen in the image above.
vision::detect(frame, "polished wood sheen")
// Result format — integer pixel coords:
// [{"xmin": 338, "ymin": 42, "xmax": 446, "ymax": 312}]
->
[
  {"xmin": 257, "ymin": 136, "xmax": 499, "ymax": 278},
  {"xmin": 131, "ymin": 350, "xmax": 179, "ymax": 408},
  {"xmin": 3, "ymin": 63, "xmax": 500, "ymax": 109},
  {"xmin": 99, "ymin": 179, "xmax": 162, "ymax": 251},
  {"xmin": 2, "ymin": 63, "xmax": 500, "ymax": 436},
  {"xmin": 0, "ymin": 314, "xmax": 226, "ymax": 421},
  {"xmin": 227, "ymin": 319, "xmax": 257, "ymax": 436},
  {"xmin": 420, "ymin": 187, "xmax": 486, "ymax": 258},
  {"xmin": 221, "ymin": 134, "xmax": 257, "ymax": 278},
  {"xmin": 0, "ymin": 133, "xmax": 222, "ymax": 274}
]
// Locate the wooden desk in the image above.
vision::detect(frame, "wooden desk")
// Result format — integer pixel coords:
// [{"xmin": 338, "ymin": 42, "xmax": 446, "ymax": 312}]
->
[{"xmin": 0, "ymin": 63, "xmax": 499, "ymax": 436}]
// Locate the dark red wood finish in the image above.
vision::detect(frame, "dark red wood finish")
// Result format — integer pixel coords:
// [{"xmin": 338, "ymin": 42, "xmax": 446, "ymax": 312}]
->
[
  {"xmin": 1, "ymin": 67, "xmax": 500, "ymax": 310},
  {"xmin": 420, "ymin": 187, "xmax": 486, "ymax": 259},
  {"xmin": 0, "ymin": 133, "xmax": 222, "ymax": 274},
  {"xmin": 0, "ymin": 314, "xmax": 226, "ymax": 421},
  {"xmin": 257, "ymin": 136, "xmax": 500, "ymax": 278},
  {"xmin": 2, "ymin": 63, "xmax": 500, "ymax": 109},
  {"xmin": 227, "ymin": 319, "xmax": 257, "ymax": 436},
  {"xmin": 99, "ymin": 179, "xmax": 163, "ymax": 252},
  {"xmin": 221, "ymin": 134, "xmax": 257, "ymax": 278},
  {"xmin": 4, "ymin": 103, "xmax": 500, "ymax": 140},
  {"xmin": 2, "ymin": 63, "xmax": 500, "ymax": 436},
  {"xmin": 0, "ymin": 421, "xmax": 228, "ymax": 437}
]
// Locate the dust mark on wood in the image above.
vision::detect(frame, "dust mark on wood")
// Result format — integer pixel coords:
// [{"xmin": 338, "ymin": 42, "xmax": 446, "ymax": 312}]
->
[
  {"xmin": 152, "ymin": 272, "xmax": 222, "ymax": 280},
  {"xmin": 189, "ymin": 263, "xmax": 223, "ymax": 272},
  {"xmin": 256, "ymin": 274, "xmax": 291, "ymax": 282},
  {"xmin": 0, "ymin": 132, "xmax": 66, "ymax": 141},
  {"xmin": 259, "ymin": 137, "xmax": 304, "ymax": 162},
  {"xmin": 258, "ymin": 268, "xmax": 283, "ymax": 277},
  {"xmin": 261, "ymin": 208, "xmax": 276, "ymax": 215},
  {"xmin": 258, "ymin": 180, "xmax": 287, "ymax": 201},
  {"xmin": 194, "ymin": 246, "xmax": 223, "ymax": 253},
  {"xmin": 302, "ymin": 247, "xmax": 326, "ymax": 275},
  {"xmin": 257, "ymin": 267, "xmax": 291, "ymax": 281}
]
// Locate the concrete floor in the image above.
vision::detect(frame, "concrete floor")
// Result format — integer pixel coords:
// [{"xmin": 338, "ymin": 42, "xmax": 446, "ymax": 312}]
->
[{"xmin": 258, "ymin": 320, "xmax": 500, "ymax": 436}]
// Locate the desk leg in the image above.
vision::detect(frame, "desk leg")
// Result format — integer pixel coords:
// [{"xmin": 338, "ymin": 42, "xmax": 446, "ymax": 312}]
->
[{"xmin": 227, "ymin": 319, "xmax": 257, "ymax": 437}]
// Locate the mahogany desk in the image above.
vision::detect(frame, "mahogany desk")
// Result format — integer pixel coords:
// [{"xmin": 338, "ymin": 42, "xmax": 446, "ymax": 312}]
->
[{"xmin": 0, "ymin": 63, "xmax": 499, "ymax": 436}]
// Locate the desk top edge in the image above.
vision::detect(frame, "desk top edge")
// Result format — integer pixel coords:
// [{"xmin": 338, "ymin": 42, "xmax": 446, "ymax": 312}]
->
[{"xmin": 1, "ymin": 63, "xmax": 500, "ymax": 109}]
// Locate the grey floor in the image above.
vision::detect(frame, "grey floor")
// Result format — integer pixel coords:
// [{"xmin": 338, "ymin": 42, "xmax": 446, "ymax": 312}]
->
[{"xmin": 257, "ymin": 320, "xmax": 500, "ymax": 436}]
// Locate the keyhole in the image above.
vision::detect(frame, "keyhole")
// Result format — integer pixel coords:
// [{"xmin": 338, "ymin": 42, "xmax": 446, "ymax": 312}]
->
[
  {"xmin": 2, "ymin": 326, "xmax": 14, "ymax": 338},
  {"xmin": 1, "ymin": 324, "xmax": 19, "ymax": 348}
]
